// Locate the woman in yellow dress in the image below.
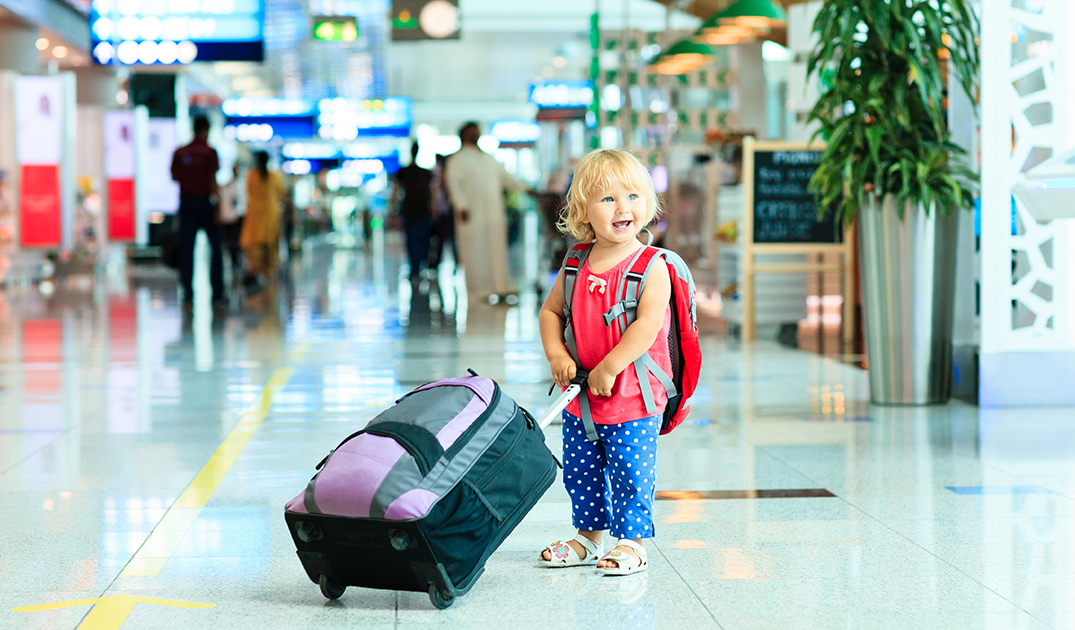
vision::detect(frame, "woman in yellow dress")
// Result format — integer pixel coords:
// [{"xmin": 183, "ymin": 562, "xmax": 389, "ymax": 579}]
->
[{"xmin": 240, "ymin": 150, "xmax": 286, "ymax": 286}]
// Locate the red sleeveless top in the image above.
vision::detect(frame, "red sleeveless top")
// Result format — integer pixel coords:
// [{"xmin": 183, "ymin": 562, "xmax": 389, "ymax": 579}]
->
[{"xmin": 566, "ymin": 250, "xmax": 672, "ymax": 424}]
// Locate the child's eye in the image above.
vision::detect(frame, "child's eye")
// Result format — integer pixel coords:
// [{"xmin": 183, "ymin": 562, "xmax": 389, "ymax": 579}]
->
[
  {"xmin": 602, "ymin": 196, "xmax": 613, "ymax": 203},
  {"xmin": 628, "ymin": 193, "xmax": 638, "ymax": 200}
]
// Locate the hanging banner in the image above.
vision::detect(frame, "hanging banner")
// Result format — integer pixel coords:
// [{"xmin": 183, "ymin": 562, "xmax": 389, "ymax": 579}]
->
[
  {"xmin": 104, "ymin": 110, "xmax": 136, "ymax": 241},
  {"xmin": 144, "ymin": 118, "xmax": 180, "ymax": 215},
  {"xmin": 16, "ymin": 76, "xmax": 63, "ymax": 248}
]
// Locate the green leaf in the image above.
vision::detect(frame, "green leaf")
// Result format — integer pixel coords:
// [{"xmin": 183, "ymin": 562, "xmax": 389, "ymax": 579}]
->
[{"xmin": 803, "ymin": 0, "xmax": 980, "ymax": 225}]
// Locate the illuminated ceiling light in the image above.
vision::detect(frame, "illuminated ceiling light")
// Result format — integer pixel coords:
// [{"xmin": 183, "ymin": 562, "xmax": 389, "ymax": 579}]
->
[
  {"xmin": 703, "ymin": 33, "xmax": 751, "ymax": 46},
  {"xmin": 140, "ymin": 16, "xmax": 162, "ymax": 40},
  {"xmin": 118, "ymin": 16, "xmax": 140, "ymax": 40},
  {"xmin": 648, "ymin": 39, "xmax": 713, "ymax": 75},
  {"xmin": 715, "ymin": 25, "xmax": 757, "ymax": 38},
  {"xmin": 52, "ymin": 46, "xmax": 69, "ymax": 59},
  {"xmin": 157, "ymin": 41, "xmax": 178, "ymax": 64},
  {"xmin": 713, "ymin": 0, "xmax": 787, "ymax": 29},
  {"xmin": 177, "ymin": 41, "xmax": 197, "ymax": 64},
  {"xmin": 94, "ymin": 42, "xmax": 115, "ymax": 63},
  {"xmin": 137, "ymin": 41, "xmax": 158, "ymax": 64},
  {"xmin": 117, "ymin": 0, "xmax": 141, "ymax": 16},
  {"xmin": 552, "ymin": 56, "xmax": 566, "ymax": 68},
  {"xmin": 36, "ymin": 37, "xmax": 50, "ymax": 51},
  {"xmin": 117, "ymin": 40, "xmax": 139, "ymax": 64},
  {"xmin": 92, "ymin": 17, "xmax": 113, "ymax": 40}
]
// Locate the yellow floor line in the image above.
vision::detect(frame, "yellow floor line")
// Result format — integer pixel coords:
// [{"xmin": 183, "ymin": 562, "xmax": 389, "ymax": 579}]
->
[{"xmin": 120, "ymin": 359, "xmax": 300, "ymax": 577}]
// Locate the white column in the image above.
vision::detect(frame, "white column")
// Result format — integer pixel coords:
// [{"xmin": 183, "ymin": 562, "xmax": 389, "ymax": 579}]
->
[
  {"xmin": 731, "ymin": 43, "xmax": 768, "ymax": 139},
  {"xmin": 979, "ymin": 0, "xmax": 1075, "ymax": 405}
]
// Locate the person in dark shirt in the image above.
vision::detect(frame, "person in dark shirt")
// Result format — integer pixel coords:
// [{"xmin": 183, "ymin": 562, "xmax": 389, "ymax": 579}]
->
[
  {"xmin": 171, "ymin": 115, "xmax": 226, "ymax": 309},
  {"xmin": 391, "ymin": 141, "xmax": 434, "ymax": 280}
]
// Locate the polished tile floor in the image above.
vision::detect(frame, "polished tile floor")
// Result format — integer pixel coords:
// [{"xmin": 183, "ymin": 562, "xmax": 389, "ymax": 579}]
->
[{"xmin": 1, "ymin": 230, "xmax": 1073, "ymax": 630}]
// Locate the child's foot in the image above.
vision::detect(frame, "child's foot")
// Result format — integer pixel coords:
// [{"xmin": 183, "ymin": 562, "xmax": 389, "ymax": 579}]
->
[
  {"xmin": 537, "ymin": 533, "xmax": 602, "ymax": 567},
  {"xmin": 596, "ymin": 539, "xmax": 648, "ymax": 575}
]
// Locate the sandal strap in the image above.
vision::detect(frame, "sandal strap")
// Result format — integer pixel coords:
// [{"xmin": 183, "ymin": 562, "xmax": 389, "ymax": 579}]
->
[
  {"xmin": 572, "ymin": 534, "xmax": 600, "ymax": 556},
  {"xmin": 614, "ymin": 538, "xmax": 646, "ymax": 559},
  {"xmin": 600, "ymin": 549, "xmax": 643, "ymax": 569}
]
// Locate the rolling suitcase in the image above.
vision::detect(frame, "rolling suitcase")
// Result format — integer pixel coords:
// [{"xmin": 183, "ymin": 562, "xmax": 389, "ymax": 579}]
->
[{"xmin": 283, "ymin": 373, "xmax": 582, "ymax": 609}]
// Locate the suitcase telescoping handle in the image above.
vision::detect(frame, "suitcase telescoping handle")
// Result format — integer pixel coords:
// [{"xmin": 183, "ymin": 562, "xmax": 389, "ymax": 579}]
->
[{"xmin": 537, "ymin": 373, "xmax": 588, "ymax": 430}]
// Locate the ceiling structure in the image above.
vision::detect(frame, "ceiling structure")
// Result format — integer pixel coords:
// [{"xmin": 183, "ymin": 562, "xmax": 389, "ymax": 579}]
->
[
  {"xmin": 190, "ymin": 0, "xmax": 710, "ymax": 130},
  {"xmin": 652, "ymin": 0, "xmax": 814, "ymax": 19},
  {"xmin": 9, "ymin": 0, "xmax": 806, "ymax": 133}
]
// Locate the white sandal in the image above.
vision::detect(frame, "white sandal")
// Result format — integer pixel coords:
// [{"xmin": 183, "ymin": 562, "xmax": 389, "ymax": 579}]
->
[
  {"xmin": 537, "ymin": 534, "xmax": 602, "ymax": 568},
  {"xmin": 596, "ymin": 539, "xmax": 648, "ymax": 576}
]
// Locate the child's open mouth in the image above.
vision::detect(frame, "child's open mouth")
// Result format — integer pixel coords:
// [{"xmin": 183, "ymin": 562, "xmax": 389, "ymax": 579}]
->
[{"xmin": 613, "ymin": 220, "xmax": 632, "ymax": 230}]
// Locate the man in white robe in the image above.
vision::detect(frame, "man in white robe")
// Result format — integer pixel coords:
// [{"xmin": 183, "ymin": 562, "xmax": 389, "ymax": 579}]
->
[{"xmin": 444, "ymin": 122, "xmax": 528, "ymax": 302}]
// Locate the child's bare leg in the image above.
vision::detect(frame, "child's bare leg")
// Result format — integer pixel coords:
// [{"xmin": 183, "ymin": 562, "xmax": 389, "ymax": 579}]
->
[
  {"xmin": 540, "ymin": 530, "xmax": 603, "ymax": 561},
  {"xmin": 597, "ymin": 538, "xmax": 642, "ymax": 568}
]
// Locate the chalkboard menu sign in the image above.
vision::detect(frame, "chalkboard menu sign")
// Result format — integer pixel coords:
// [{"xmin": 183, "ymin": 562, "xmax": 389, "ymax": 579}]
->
[{"xmin": 752, "ymin": 149, "xmax": 838, "ymax": 244}]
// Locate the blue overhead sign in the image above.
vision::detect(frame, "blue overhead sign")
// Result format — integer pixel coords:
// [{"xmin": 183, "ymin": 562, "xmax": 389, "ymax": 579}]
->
[
  {"xmin": 90, "ymin": 0, "xmax": 265, "ymax": 65},
  {"xmin": 317, "ymin": 98, "xmax": 413, "ymax": 140},
  {"xmin": 220, "ymin": 98, "xmax": 414, "ymax": 142},
  {"xmin": 490, "ymin": 119, "xmax": 542, "ymax": 147},
  {"xmin": 528, "ymin": 81, "xmax": 594, "ymax": 109},
  {"xmin": 222, "ymin": 98, "xmax": 317, "ymax": 141}
]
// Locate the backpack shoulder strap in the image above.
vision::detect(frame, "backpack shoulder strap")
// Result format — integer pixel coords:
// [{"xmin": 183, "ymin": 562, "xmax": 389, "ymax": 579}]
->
[
  {"xmin": 561, "ymin": 242, "xmax": 592, "ymax": 320},
  {"xmin": 559, "ymin": 242, "xmax": 599, "ymax": 441},
  {"xmin": 602, "ymin": 246, "xmax": 662, "ymax": 332}
]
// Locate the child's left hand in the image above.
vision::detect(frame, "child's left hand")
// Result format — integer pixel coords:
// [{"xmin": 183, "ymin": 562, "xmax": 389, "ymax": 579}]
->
[{"xmin": 587, "ymin": 365, "xmax": 615, "ymax": 398}]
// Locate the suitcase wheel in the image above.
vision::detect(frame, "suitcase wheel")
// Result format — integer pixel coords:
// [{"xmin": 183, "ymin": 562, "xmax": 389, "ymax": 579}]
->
[
  {"xmin": 429, "ymin": 584, "xmax": 454, "ymax": 610},
  {"xmin": 319, "ymin": 574, "xmax": 346, "ymax": 600}
]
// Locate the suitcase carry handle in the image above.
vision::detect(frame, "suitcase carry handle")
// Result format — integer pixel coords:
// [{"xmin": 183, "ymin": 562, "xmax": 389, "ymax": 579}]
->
[
  {"xmin": 362, "ymin": 422, "xmax": 444, "ymax": 476},
  {"xmin": 537, "ymin": 373, "xmax": 587, "ymax": 431}
]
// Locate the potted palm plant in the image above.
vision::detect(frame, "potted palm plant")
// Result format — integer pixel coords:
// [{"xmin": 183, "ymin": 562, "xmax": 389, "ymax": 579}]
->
[{"xmin": 805, "ymin": 0, "xmax": 980, "ymax": 405}]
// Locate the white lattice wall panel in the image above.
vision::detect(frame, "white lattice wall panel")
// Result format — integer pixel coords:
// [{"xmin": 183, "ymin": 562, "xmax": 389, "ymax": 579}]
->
[{"xmin": 981, "ymin": 0, "xmax": 1072, "ymax": 353}]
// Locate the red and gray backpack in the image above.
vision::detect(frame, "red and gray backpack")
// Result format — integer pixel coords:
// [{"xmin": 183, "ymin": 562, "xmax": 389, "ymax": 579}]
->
[{"xmin": 561, "ymin": 240, "xmax": 702, "ymax": 441}]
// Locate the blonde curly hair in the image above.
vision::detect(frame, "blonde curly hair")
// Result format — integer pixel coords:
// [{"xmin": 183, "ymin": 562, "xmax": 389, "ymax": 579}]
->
[{"xmin": 557, "ymin": 149, "xmax": 661, "ymax": 243}]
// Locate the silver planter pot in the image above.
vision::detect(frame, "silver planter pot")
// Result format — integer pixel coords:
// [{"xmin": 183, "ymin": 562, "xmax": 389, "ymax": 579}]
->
[{"xmin": 858, "ymin": 194, "xmax": 959, "ymax": 405}]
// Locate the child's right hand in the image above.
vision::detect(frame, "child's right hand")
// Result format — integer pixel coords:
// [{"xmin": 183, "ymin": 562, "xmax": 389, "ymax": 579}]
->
[{"xmin": 550, "ymin": 357, "xmax": 577, "ymax": 389}]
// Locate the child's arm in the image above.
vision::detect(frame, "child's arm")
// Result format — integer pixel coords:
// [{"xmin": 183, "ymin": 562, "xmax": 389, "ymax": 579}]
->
[
  {"xmin": 539, "ymin": 269, "xmax": 577, "ymax": 388},
  {"xmin": 587, "ymin": 260, "xmax": 671, "ymax": 397}
]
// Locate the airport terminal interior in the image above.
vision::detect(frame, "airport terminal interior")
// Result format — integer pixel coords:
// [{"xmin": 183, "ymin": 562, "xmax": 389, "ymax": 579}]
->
[{"xmin": 3, "ymin": 0, "xmax": 1075, "ymax": 629}]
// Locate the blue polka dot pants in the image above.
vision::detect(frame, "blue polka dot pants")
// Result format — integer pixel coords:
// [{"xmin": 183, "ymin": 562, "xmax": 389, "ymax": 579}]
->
[{"xmin": 561, "ymin": 410, "xmax": 659, "ymax": 540}]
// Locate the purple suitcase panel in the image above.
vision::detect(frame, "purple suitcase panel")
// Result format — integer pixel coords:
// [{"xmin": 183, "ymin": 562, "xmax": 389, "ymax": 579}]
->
[
  {"xmin": 434, "ymin": 396, "xmax": 487, "ymax": 450},
  {"xmin": 312, "ymin": 434, "xmax": 406, "ymax": 518},
  {"xmin": 288, "ymin": 376, "xmax": 500, "ymax": 521},
  {"xmin": 414, "ymin": 376, "xmax": 493, "ymax": 405},
  {"xmin": 384, "ymin": 488, "xmax": 439, "ymax": 520}
]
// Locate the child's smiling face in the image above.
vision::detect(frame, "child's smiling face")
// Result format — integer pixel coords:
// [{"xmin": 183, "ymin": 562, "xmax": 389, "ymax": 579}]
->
[{"xmin": 583, "ymin": 176, "xmax": 649, "ymax": 249}]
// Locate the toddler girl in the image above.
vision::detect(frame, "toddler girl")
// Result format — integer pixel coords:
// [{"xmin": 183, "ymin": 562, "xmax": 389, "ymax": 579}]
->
[{"xmin": 537, "ymin": 149, "xmax": 672, "ymax": 575}]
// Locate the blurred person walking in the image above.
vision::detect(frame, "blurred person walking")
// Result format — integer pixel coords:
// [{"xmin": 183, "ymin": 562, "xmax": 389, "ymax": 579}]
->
[
  {"xmin": 171, "ymin": 115, "xmax": 226, "ymax": 309},
  {"xmin": 241, "ymin": 151, "xmax": 286, "ymax": 291},
  {"xmin": 444, "ymin": 121, "xmax": 529, "ymax": 303},
  {"xmin": 391, "ymin": 141, "xmax": 434, "ymax": 280},
  {"xmin": 427, "ymin": 153, "xmax": 457, "ymax": 271},
  {"xmin": 218, "ymin": 162, "xmax": 245, "ymax": 287}
]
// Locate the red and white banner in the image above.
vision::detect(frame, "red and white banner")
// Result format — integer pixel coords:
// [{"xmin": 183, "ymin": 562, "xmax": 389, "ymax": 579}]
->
[
  {"xmin": 105, "ymin": 110, "xmax": 136, "ymax": 241},
  {"xmin": 16, "ymin": 76, "xmax": 63, "ymax": 248}
]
